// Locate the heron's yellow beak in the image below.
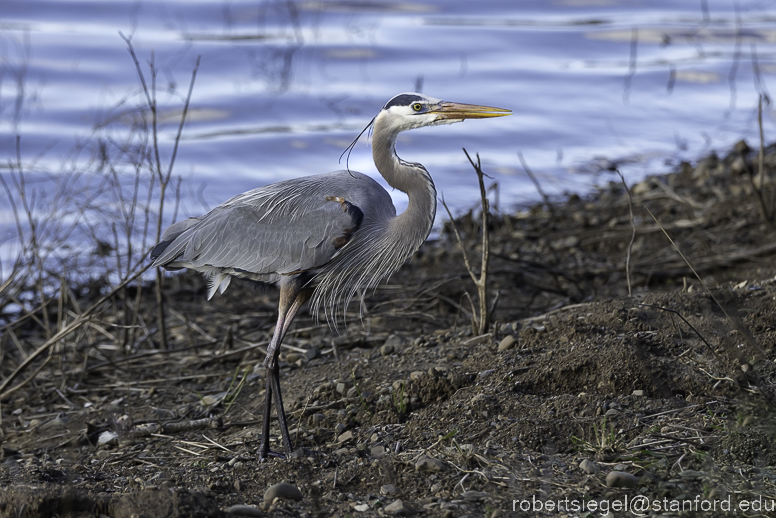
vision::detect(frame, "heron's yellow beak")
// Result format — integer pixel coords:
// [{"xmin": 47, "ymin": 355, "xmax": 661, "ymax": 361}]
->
[{"xmin": 430, "ymin": 101, "xmax": 511, "ymax": 120}]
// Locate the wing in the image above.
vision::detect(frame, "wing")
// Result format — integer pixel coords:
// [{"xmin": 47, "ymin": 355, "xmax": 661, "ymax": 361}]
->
[{"xmin": 151, "ymin": 171, "xmax": 394, "ymax": 279}]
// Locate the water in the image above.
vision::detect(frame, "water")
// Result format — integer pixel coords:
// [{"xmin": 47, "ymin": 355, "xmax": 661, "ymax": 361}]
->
[{"xmin": 2, "ymin": 0, "xmax": 776, "ymax": 261}]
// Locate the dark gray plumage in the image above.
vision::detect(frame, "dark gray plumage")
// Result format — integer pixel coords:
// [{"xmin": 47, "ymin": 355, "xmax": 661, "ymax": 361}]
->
[{"xmin": 151, "ymin": 92, "xmax": 510, "ymax": 461}]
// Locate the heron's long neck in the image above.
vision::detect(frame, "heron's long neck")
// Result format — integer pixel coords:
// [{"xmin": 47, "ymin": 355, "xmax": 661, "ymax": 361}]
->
[{"xmin": 372, "ymin": 122, "xmax": 437, "ymax": 253}]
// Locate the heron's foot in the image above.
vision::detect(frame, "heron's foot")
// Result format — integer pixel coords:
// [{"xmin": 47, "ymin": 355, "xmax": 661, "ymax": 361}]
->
[{"xmin": 258, "ymin": 449, "xmax": 287, "ymax": 463}]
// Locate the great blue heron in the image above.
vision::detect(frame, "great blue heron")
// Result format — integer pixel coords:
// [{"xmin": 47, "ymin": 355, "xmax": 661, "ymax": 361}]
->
[{"xmin": 151, "ymin": 93, "xmax": 510, "ymax": 460}]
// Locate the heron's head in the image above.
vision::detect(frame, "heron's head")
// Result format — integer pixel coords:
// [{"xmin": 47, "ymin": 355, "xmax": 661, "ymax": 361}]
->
[
  {"xmin": 378, "ymin": 92, "xmax": 511, "ymax": 132},
  {"xmin": 340, "ymin": 93, "xmax": 510, "ymax": 169}
]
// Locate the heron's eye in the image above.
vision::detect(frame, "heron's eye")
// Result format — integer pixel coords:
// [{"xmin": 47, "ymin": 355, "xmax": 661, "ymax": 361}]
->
[{"xmin": 412, "ymin": 103, "xmax": 423, "ymax": 112}]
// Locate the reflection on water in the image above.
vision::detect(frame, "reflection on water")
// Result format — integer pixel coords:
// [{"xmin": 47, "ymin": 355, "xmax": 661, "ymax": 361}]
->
[{"xmin": 2, "ymin": 0, "xmax": 776, "ymax": 230}]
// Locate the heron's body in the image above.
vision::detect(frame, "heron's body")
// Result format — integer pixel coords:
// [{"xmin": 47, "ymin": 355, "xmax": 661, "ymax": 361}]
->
[
  {"xmin": 153, "ymin": 170, "xmax": 401, "ymax": 306},
  {"xmin": 151, "ymin": 93, "xmax": 509, "ymax": 460}
]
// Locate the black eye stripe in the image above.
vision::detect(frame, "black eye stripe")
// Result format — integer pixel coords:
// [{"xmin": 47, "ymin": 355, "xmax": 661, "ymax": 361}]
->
[{"xmin": 383, "ymin": 93, "xmax": 424, "ymax": 109}]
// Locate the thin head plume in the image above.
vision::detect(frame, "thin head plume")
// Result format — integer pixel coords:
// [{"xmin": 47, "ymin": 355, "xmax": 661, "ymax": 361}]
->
[{"xmin": 339, "ymin": 115, "xmax": 376, "ymax": 176}]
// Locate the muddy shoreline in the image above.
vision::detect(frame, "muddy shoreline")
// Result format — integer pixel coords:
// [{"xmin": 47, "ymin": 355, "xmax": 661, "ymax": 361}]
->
[{"xmin": 2, "ymin": 140, "xmax": 776, "ymax": 517}]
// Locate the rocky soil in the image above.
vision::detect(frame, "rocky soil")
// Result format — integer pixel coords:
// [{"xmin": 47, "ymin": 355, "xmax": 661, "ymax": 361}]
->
[{"xmin": 2, "ymin": 140, "xmax": 776, "ymax": 517}]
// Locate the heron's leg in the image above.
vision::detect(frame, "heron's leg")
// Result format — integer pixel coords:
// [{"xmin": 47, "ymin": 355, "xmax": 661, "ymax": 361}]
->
[{"xmin": 259, "ymin": 283, "xmax": 311, "ymax": 461}]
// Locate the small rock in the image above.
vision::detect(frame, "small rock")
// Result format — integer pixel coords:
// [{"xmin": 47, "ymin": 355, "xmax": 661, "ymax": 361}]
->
[
  {"xmin": 311, "ymin": 413, "xmax": 325, "ymax": 424},
  {"xmin": 353, "ymin": 503, "xmax": 370, "ymax": 512},
  {"xmin": 334, "ymin": 423, "xmax": 346, "ymax": 434},
  {"xmin": 371, "ymin": 445, "xmax": 386, "ymax": 458},
  {"xmin": 498, "ymin": 335, "xmax": 516, "ymax": 352},
  {"xmin": 478, "ymin": 369, "xmax": 495, "ymax": 378},
  {"xmin": 380, "ymin": 344, "xmax": 394, "ymax": 356},
  {"xmin": 632, "ymin": 389, "xmax": 644, "ymax": 397},
  {"xmin": 709, "ymin": 486, "xmax": 727, "ymax": 499},
  {"xmin": 734, "ymin": 139, "xmax": 750, "ymax": 154},
  {"xmin": 227, "ymin": 504, "xmax": 263, "ymax": 517},
  {"xmin": 338, "ymin": 430, "xmax": 354, "ymax": 443},
  {"xmin": 381, "ymin": 484, "xmax": 397, "ymax": 495},
  {"xmin": 490, "ymin": 510, "xmax": 504, "ymax": 518},
  {"xmin": 347, "ymin": 386, "xmax": 359, "ymax": 398},
  {"xmin": 730, "ymin": 155, "xmax": 747, "ymax": 175},
  {"xmin": 334, "ymin": 447, "xmax": 350, "ymax": 455},
  {"xmin": 428, "ymin": 366, "xmax": 447, "ymax": 377},
  {"xmin": 415, "ymin": 456, "xmax": 446, "ymax": 472},
  {"xmin": 461, "ymin": 490, "xmax": 488, "ymax": 500},
  {"xmin": 263, "ymin": 483, "xmax": 303, "ymax": 510},
  {"xmin": 410, "ymin": 371, "xmax": 425, "ymax": 381},
  {"xmin": 95, "ymin": 450, "xmax": 111, "ymax": 460},
  {"xmin": 97, "ymin": 431, "xmax": 118, "ymax": 447},
  {"xmin": 606, "ymin": 471, "xmax": 638, "ymax": 488},
  {"xmin": 290, "ymin": 447, "xmax": 311, "ymax": 458},
  {"xmin": 678, "ymin": 469, "xmax": 705, "ymax": 479},
  {"xmin": 384, "ymin": 335, "xmax": 405, "ymax": 348},
  {"xmin": 336, "ymin": 382, "xmax": 347, "ymax": 394},
  {"xmin": 384, "ymin": 499, "xmax": 416, "ymax": 515},
  {"xmin": 604, "ymin": 408, "xmax": 619, "ymax": 417},
  {"xmin": 285, "ymin": 352, "xmax": 302, "ymax": 363},
  {"xmin": 579, "ymin": 459, "xmax": 599, "ymax": 474},
  {"xmin": 499, "ymin": 322, "xmax": 514, "ymax": 335}
]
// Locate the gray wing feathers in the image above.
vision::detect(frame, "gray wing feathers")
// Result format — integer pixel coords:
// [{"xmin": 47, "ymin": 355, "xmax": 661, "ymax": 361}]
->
[{"xmin": 152, "ymin": 171, "xmax": 393, "ymax": 277}]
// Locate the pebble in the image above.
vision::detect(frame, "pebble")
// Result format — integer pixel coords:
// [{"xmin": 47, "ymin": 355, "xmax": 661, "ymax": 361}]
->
[
  {"xmin": 380, "ymin": 344, "xmax": 394, "ymax": 356},
  {"xmin": 410, "ymin": 371, "xmax": 425, "ymax": 381},
  {"xmin": 336, "ymin": 382, "xmax": 347, "ymax": 394},
  {"xmin": 353, "ymin": 503, "xmax": 370, "ymax": 512},
  {"xmin": 428, "ymin": 366, "xmax": 447, "ymax": 377},
  {"xmin": 415, "ymin": 456, "xmax": 446, "ymax": 472},
  {"xmin": 384, "ymin": 335, "xmax": 405, "ymax": 348},
  {"xmin": 498, "ymin": 335, "xmax": 516, "ymax": 351},
  {"xmin": 227, "ymin": 504, "xmax": 263, "ymax": 517},
  {"xmin": 347, "ymin": 386, "xmax": 359, "ymax": 398},
  {"xmin": 338, "ymin": 430, "xmax": 354, "ymax": 443},
  {"xmin": 371, "ymin": 445, "xmax": 386, "ymax": 458},
  {"xmin": 384, "ymin": 499, "xmax": 416, "ymax": 515},
  {"xmin": 461, "ymin": 490, "xmax": 488, "ymax": 500},
  {"xmin": 263, "ymin": 483, "xmax": 303, "ymax": 509},
  {"xmin": 678, "ymin": 470, "xmax": 705, "ymax": 479},
  {"xmin": 381, "ymin": 484, "xmax": 397, "ymax": 495},
  {"xmin": 285, "ymin": 352, "xmax": 302, "ymax": 363},
  {"xmin": 579, "ymin": 459, "xmax": 599, "ymax": 474},
  {"xmin": 335, "ymin": 423, "xmax": 346, "ymax": 434},
  {"xmin": 97, "ymin": 431, "xmax": 118, "ymax": 446},
  {"xmin": 606, "ymin": 471, "xmax": 638, "ymax": 488},
  {"xmin": 632, "ymin": 389, "xmax": 644, "ymax": 397},
  {"xmin": 311, "ymin": 413, "xmax": 325, "ymax": 424}
]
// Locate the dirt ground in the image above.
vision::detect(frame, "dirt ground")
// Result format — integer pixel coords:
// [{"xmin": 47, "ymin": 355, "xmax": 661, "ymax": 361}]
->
[{"xmin": 3, "ymin": 140, "xmax": 776, "ymax": 517}]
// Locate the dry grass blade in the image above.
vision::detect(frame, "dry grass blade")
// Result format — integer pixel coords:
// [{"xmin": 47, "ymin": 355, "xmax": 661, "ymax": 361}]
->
[{"xmin": 617, "ymin": 170, "xmax": 636, "ymax": 296}]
